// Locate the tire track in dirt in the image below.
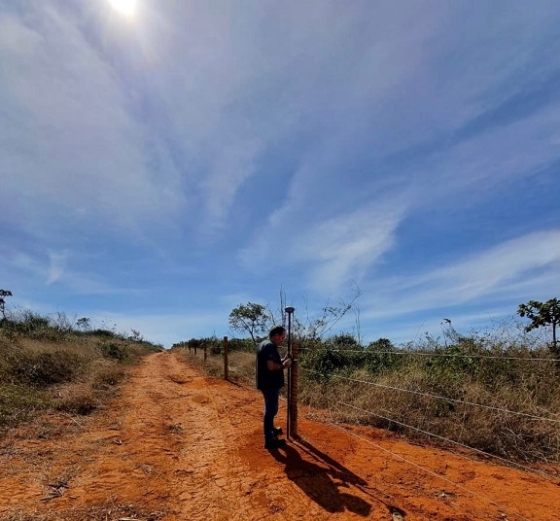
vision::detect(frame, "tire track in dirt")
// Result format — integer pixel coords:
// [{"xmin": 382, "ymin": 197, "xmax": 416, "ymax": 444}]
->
[{"xmin": 1, "ymin": 352, "xmax": 559, "ymax": 521}]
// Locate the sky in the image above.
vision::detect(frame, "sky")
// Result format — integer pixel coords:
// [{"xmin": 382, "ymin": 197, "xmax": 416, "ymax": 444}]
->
[{"xmin": 1, "ymin": 0, "xmax": 559, "ymax": 347}]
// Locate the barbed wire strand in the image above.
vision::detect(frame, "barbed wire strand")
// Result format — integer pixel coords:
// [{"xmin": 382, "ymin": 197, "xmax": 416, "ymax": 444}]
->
[
  {"xmin": 321, "ymin": 389, "xmax": 528, "ymax": 519},
  {"xmin": 300, "ymin": 365, "xmax": 559, "ymax": 480},
  {"xmin": 223, "ymin": 355, "xmax": 559, "ymax": 480},
  {"xmin": 222, "ymin": 364, "xmax": 459, "ymax": 515},
  {"xmin": 298, "ymin": 368, "xmax": 560, "ymax": 423},
  {"xmin": 318, "ymin": 417, "xmax": 532, "ymax": 521},
  {"xmin": 189, "ymin": 353, "xmax": 545, "ymax": 518},
  {"xmin": 190, "ymin": 353, "xmax": 558, "ymax": 466},
  {"xmin": 336, "ymin": 401, "xmax": 557, "ymax": 481},
  {"xmin": 198, "ymin": 354, "xmax": 559, "ymax": 424},
  {"xmin": 298, "ymin": 347, "xmax": 560, "ymax": 362},
  {"xmin": 178, "ymin": 342, "xmax": 560, "ymax": 362}
]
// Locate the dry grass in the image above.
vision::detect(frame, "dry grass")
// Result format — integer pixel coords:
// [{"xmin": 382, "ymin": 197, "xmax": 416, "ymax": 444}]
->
[
  {"xmin": 0, "ymin": 317, "xmax": 161, "ymax": 436},
  {"xmin": 298, "ymin": 351, "xmax": 560, "ymax": 465},
  {"xmin": 184, "ymin": 341, "xmax": 560, "ymax": 466},
  {"xmin": 175, "ymin": 347, "xmax": 256, "ymax": 387},
  {"xmin": 0, "ymin": 504, "xmax": 168, "ymax": 521}
]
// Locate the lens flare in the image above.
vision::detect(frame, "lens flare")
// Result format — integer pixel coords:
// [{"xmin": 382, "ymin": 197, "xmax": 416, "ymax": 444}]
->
[{"xmin": 107, "ymin": 0, "xmax": 137, "ymax": 17}]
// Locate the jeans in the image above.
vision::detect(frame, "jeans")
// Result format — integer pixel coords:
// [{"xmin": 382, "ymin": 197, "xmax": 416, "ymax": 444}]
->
[{"xmin": 261, "ymin": 388, "xmax": 280, "ymax": 441}]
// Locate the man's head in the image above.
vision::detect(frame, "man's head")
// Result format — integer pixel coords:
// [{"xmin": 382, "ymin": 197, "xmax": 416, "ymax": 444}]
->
[{"xmin": 269, "ymin": 325, "xmax": 286, "ymax": 345}]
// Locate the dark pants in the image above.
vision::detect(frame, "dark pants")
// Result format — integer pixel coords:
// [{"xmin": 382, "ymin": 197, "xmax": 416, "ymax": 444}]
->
[{"xmin": 261, "ymin": 388, "xmax": 280, "ymax": 441}]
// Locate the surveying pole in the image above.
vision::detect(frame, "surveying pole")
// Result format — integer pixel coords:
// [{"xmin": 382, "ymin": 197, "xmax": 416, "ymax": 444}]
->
[{"xmin": 285, "ymin": 306, "xmax": 296, "ymax": 439}]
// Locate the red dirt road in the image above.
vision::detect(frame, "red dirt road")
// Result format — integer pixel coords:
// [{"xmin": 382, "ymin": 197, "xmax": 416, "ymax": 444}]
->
[{"xmin": 1, "ymin": 352, "xmax": 558, "ymax": 520}]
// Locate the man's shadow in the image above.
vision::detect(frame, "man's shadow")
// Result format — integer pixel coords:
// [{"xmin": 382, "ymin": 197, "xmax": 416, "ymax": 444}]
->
[{"xmin": 268, "ymin": 438, "xmax": 373, "ymax": 516}]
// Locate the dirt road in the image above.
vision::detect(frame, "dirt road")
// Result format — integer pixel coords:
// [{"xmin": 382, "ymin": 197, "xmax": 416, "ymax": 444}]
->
[{"xmin": 1, "ymin": 352, "xmax": 558, "ymax": 520}]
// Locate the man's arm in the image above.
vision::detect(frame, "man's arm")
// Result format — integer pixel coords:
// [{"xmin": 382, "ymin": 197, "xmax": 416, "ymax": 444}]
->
[{"xmin": 266, "ymin": 355, "xmax": 292, "ymax": 371}]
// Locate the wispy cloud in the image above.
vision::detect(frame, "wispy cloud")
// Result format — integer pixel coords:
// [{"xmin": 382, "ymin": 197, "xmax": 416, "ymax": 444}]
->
[
  {"xmin": 428, "ymin": 230, "xmax": 560, "ymax": 297},
  {"xmin": 46, "ymin": 252, "xmax": 68, "ymax": 285},
  {"xmin": 93, "ymin": 310, "xmax": 227, "ymax": 347},
  {"xmin": 2, "ymin": 247, "xmax": 132, "ymax": 296},
  {"xmin": 0, "ymin": 5, "xmax": 185, "ymax": 242},
  {"xmin": 360, "ymin": 230, "xmax": 560, "ymax": 321},
  {"xmin": 291, "ymin": 204, "xmax": 407, "ymax": 292},
  {"xmin": 2, "ymin": 1, "xmax": 560, "ymax": 347},
  {"xmin": 239, "ymin": 192, "xmax": 409, "ymax": 293}
]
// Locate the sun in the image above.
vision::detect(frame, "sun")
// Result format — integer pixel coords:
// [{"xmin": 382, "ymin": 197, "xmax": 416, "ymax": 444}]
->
[{"xmin": 107, "ymin": 0, "xmax": 137, "ymax": 17}]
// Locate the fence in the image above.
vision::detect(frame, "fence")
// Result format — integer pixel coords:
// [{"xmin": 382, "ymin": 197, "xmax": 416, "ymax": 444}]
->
[{"xmin": 177, "ymin": 336, "xmax": 560, "ymax": 519}]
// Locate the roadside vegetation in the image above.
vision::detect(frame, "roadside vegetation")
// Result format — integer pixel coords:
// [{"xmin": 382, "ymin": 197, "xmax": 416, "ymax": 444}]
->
[
  {"xmin": 0, "ymin": 305, "xmax": 162, "ymax": 436},
  {"xmin": 174, "ymin": 296, "xmax": 560, "ymax": 468}
]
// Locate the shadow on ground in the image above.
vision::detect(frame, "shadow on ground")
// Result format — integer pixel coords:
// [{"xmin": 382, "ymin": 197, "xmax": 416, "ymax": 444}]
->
[
  {"xmin": 268, "ymin": 437, "xmax": 375, "ymax": 516},
  {"xmin": 269, "ymin": 437, "xmax": 407, "ymax": 518}
]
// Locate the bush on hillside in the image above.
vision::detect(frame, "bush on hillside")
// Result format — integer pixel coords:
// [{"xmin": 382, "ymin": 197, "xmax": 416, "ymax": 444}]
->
[
  {"xmin": 6, "ymin": 350, "xmax": 82, "ymax": 387},
  {"xmin": 0, "ymin": 308, "xmax": 160, "ymax": 434}
]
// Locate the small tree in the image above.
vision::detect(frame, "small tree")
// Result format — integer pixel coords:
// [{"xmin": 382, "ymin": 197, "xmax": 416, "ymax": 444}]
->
[
  {"xmin": 0, "ymin": 289, "xmax": 12, "ymax": 322},
  {"xmin": 517, "ymin": 298, "xmax": 560, "ymax": 354},
  {"xmin": 229, "ymin": 302, "xmax": 269, "ymax": 346},
  {"xmin": 129, "ymin": 328, "xmax": 143, "ymax": 342},
  {"xmin": 76, "ymin": 317, "xmax": 91, "ymax": 331}
]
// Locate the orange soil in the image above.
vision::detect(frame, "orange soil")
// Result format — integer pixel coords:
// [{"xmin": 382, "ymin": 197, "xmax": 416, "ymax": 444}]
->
[{"xmin": 0, "ymin": 352, "xmax": 558, "ymax": 520}]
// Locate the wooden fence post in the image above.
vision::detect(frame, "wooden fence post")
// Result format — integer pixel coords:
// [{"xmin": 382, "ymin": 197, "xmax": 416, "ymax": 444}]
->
[
  {"xmin": 204, "ymin": 345, "xmax": 207, "ymax": 364},
  {"xmin": 288, "ymin": 340, "xmax": 299, "ymax": 439},
  {"xmin": 223, "ymin": 336, "xmax": 228, "ymax": 381}
]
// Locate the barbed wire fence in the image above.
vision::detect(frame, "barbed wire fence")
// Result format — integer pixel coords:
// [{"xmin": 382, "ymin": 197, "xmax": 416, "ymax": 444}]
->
[{"xmin": 176, "ymin": 336, "xmax": 559, "ymax": 520}]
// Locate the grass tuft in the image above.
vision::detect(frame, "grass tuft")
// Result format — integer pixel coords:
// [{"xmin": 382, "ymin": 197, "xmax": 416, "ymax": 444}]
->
[{"xmin": 0, "ymin": 310, "xmax": 161, "ymax": 435}]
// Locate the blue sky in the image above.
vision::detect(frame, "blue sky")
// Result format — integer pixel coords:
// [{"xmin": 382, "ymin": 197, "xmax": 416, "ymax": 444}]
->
[{"xmin": 2, "ymin": 0, "xmax": 559, "ymax": 347}]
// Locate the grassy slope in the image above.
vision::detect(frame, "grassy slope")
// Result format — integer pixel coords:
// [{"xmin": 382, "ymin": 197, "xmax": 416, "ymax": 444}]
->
[{"xmin": 0, "ymin": 316, "xmax": 162, "ymax": 435}]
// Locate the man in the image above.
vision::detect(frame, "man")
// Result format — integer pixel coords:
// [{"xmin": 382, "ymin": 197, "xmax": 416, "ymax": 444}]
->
[{"xmin": 256, "ymin": 325, "xmax": 292, "ymax": 449}]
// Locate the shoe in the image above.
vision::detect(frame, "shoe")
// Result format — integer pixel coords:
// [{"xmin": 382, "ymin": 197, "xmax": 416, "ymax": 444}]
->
[
  {"xmin": 273, "ymin": 427, "xmax": 283, "ymax": 436},
  {"xmin": 265, "ymin": 438, "xmax": 287, "ymax": 449}
]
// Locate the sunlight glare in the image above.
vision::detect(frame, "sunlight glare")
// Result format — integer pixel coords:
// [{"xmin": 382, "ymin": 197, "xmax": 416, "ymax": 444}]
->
[{"xmin": 107, "ymin": 0, "xmax": 138, "ymax": 17}]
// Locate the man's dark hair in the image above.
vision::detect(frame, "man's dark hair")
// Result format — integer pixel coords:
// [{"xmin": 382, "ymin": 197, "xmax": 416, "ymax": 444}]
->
[{"xmin": 269, "ymin": 326, "xmax": 286, "ymax": 339}]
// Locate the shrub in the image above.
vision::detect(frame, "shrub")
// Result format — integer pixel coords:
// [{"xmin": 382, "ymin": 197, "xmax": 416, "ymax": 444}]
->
[
  {"xmin": 0, "ymin": 313, "xmax": 161, "ymax": 434},
  {"xmin": 0, "ymin": 383, "xmax": 47, "ymax": 433},
  {"xmin": 55, "ymin": 392, "xmax": 98, "ymax": 415},
  {"xmin": 99, "ymin": 341, "xmax": 127, "ymax": 361},
  {"xmin": 93, "ymin": 366, "xmax": 126, "ymax": 388},
  {"xmin": 86, "ymin": 329, "xmax": 117, "ymax": 338},
  {"xmin": 8, "ymin": 311, "xmax": 50, "ymax": 338},
  {"xmin": 7, "ymin": 350, "xmax": 80, "ymax": 387}
]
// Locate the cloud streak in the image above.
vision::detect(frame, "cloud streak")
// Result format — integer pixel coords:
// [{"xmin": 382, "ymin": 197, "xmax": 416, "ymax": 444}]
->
[
  {"xmin": 2, "ymin": 1, "xmax": 560, "ymax": 346},
  {"xmin": 360, "ymin": 230, "xmax": 560, "ymax": 322},
  {"xmin": 0, "ymin": 5, "xmax": 185, "ymax": 241}
]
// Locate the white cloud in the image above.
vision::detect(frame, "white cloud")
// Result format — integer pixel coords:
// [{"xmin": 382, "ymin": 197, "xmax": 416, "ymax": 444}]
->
[
  {"xmin": 292, "ymin": 204, "xmax": 407, "ymax": 292},
  {"xmin": 0, "ymin": 6, "xmax": 185, "ymax": 240},
  {"xmin": 46, "ymin": 252, "xmax": 68, "ymax": 285},
  {"xmin": 360, "ymin": 230, "xmax": 560, "ymax": 321},
  {"xmin": 433, "ymin": 230, "xmax": 560, "ymax": 295},
  {"xmin": 407, "ymin": 104, "xmax": 560, "ymax": 208},
  {"xmin": 2, "ymin": 247, "xmax": 130, "ymax": 296},
  {"xmin": 93, "ymin": 310, "xmax": 227, "ymax": 348},
  {"xmin": 239, "ymin": 189, "xmax": 408, "ymax": 294}
]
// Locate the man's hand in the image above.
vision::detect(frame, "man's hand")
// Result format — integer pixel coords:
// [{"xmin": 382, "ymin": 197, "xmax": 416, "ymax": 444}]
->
[{"xmin": 282, "ymin": 355, "xmax": 293, "ymax": 369}]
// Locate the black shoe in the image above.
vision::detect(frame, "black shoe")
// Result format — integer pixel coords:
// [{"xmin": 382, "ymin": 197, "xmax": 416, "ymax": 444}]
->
[
  {"xmin": 265, "ymin": 438, "xmax": 287, "ymax": 450},
  {"xmin": 273, "ymin": 427, "xmax": 283, "ymax": 436}
]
